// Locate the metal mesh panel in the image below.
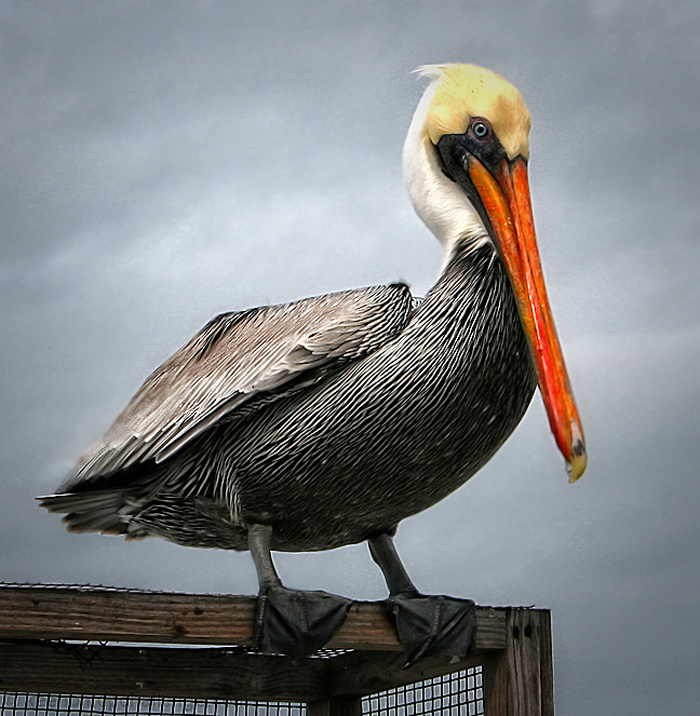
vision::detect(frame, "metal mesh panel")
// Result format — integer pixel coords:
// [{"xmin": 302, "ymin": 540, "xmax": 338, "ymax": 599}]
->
[
  {"xmin": 0, "ymin": 693, "xmax": 306, "ymax": 716},
  {"xmin": 361, "ymin": 666, "xmax": 484, "ymax": 716}
]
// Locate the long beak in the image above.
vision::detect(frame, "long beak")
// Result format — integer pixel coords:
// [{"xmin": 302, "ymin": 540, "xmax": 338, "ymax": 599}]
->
[{"xmin": 469, "ymin": 156, "xmax": 587, "ymax": 482}]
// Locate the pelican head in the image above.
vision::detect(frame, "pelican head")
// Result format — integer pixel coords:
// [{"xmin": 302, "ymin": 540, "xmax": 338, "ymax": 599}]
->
[{"xmin": 404, "ymin": 63, "xmax": 587, "ymax": 482}]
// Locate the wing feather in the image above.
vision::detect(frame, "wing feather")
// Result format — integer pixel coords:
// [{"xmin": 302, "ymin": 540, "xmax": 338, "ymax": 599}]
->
[{"xmin": 64, "ymin": 284, "xmax": 414, "ymax": 488}]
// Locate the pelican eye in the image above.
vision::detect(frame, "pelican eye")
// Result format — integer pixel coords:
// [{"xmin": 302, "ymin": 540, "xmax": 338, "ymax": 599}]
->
[{"xmin": 470, "ymin": 119, "xmax": 490, "ymax": 139}]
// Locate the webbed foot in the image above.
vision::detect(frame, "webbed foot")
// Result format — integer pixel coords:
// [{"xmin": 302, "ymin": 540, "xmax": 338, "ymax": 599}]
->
[
  {"xmin": 369, "ymin": 532, "xmax": 477, "ymax": 667},
  {"xmin": 253, "ymin": 583, "xmax": 352, "ymax": 661},
  {"xmin": 387, "ymin": 589, "xmax": 476, "ymax": 667}
]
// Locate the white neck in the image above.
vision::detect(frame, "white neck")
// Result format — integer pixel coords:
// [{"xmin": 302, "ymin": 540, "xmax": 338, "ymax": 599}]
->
[{"xmin": 402, "ymin": 82, "xmax": 490, "ymax": 262}]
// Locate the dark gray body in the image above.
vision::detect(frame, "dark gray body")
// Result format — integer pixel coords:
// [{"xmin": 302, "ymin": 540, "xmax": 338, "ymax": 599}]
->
[{"xmin": 42, "ymin": 240, "xmax": 537, "ymax": 552}]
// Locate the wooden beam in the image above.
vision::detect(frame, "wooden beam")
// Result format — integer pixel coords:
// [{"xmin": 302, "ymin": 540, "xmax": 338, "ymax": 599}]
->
[
  {"xmin": 0, "ymin": 585, "xmax": 506, "ymax": 651},
  {"xmin": 0, "ymin": 640, "xmax": 328, "ymax": 701}
]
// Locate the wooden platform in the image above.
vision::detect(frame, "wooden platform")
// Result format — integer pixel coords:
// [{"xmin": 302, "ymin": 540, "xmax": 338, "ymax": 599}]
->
[{"xmin": 0, "ymin": 583, "xmax": 554, "ymax": 715}]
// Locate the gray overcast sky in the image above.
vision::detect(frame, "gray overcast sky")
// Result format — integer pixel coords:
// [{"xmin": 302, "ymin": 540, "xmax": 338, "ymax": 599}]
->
[{"xmin": 2, "ymin": 1, "xmax": 699, "ymax": 713}]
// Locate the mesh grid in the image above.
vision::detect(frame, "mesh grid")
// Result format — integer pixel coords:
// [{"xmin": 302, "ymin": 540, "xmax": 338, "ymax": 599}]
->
[
  {"xmin": 0, "ymin": 693, "xmax": 305, "ymax": 716},
  {"xmin": 361, "ymin": 666, "xmax": 484, "ymax": 716}
]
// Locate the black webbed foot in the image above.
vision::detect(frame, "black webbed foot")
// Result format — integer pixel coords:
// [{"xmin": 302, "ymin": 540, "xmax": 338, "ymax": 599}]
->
[
  {"xmin": 248, "ymin": 523, "xmax": 352, "ymax": 660},
  {"xmin": 386, "ymin": 589, "xmax": 476, "ymax": 667},
  {"xmin": 368, "ymin": 532, "xmax": 476, "ymax": 667},
  {"xmin": 253, "ymin": 583, "xmax": 352, "ymax": 661}
]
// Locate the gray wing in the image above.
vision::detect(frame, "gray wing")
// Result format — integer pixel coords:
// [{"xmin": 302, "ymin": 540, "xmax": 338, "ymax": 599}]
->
[{"xmin": 65, "ymin": 283, "xmax": 415, "ymax": 487}]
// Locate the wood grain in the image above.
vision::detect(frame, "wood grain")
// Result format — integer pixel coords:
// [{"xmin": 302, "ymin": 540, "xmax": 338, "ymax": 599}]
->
[
  {"xmin": 0, "ymin": 586, "xmax": 554, "ymax": 712},
  {"xmin": 483, "ymin": 609, "xmax": 554, "ymax": 716},
  {"xmin": 0, "ymin": 641, "xmax": 327, "ymax": 701},
  {"xmin": 0, "ymin": 584, "xmax": 505, "ymax": 651}
]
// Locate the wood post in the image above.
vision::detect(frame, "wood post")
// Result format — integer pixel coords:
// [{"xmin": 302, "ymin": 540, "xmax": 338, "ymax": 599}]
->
[{"xmin": 483, "ymin": 608, "xmax": 554, "ymax": 716}]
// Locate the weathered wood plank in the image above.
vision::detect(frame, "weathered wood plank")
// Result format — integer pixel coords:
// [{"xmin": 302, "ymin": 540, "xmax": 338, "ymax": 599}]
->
[
  {"xmin": 0, "ymin": 585, "xmax": 505, "ymax": 652},
  {"xmin": 483, "ymin": 609, "xmax": 554, "ymax": 716},
  {"xmin": 0, "ymin": 640, "xmax": 328, "ymax": 701},
  {"xmin": 0, "ymin": 586, "xmax": 257, "ymax": 646},
  {"xmin": 538, "ymin": 611, "xmax": 555, "ymax": 716}
]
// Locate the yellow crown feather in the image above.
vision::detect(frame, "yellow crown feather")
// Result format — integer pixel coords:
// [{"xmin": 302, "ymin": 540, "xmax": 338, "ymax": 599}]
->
[{"xmin": 418, "ymin": 64, "xmax": 531, "ymax": 160}]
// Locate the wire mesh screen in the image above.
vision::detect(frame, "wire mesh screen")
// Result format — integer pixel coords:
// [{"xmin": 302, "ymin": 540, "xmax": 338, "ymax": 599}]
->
[
  {"xmin": 0, "ymin": 666, "xmax": 484, "ymax": 716},
  {"xmin": 361, "ymin": 666, "xmax": 484, "ymax": 716},
  {"xmin": 0, "ymin": 693, "xmax": 306, "ymax": 716}
]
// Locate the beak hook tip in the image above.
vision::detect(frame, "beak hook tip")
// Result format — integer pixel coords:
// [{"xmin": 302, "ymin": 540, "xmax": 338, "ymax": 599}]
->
[{"xmin": 566, "ymin": 441, "xmax": 587, "ymax": 483}]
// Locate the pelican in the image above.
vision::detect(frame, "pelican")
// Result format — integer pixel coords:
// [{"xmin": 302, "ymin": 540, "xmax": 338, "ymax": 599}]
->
[{"xmin": 40, "ymin": 64, "xmax": 586, "ymax": 664}]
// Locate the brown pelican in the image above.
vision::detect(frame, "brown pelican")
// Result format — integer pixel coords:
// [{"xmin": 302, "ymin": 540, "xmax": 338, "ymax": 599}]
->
[{"xmin": 40, "ymin": 64, "xmax": 586, "ymax": 664}]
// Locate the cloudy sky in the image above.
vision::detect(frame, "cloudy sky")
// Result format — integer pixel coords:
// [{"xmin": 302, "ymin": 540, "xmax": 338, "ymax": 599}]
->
[{"xmin": 2, "ymin": 1, "xmax": 699, "ymax": 713}]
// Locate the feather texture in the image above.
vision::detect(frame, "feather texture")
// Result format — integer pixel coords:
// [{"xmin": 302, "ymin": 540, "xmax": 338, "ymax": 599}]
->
[
  {"xmin": 61, "ymin": 284, "xmax": 414, "ymax": 487},
  {"xmin": 40, "ymin": 243, "xmax": 536, "ymax": 552}
]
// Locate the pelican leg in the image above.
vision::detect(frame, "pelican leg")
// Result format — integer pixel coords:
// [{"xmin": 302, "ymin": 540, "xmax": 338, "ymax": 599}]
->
[
  {"xmin": 369, "ymin": 532, "xmax": 477, "ymax": 667},
  {"xmin": 249, "ymin": 524, "xmax": 352, "ymax": 661}
]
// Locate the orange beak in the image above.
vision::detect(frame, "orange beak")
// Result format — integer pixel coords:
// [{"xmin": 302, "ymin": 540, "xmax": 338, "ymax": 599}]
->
[{"xmin": 469, "ymin": 156, "xmax": 587, "ymax": 482}]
